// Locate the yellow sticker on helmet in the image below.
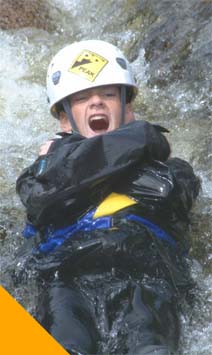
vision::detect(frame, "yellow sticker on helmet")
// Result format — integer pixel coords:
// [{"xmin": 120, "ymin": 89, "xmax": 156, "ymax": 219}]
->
[{"xmin": 68, "ymin": 50, "xmax": 108, "ymax": 82}]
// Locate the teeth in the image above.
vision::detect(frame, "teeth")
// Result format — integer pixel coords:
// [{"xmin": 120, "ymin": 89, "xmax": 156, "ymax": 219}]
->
[{"xmin": 90, "ymin": 116, "xmax": 106, "ymax": 121}]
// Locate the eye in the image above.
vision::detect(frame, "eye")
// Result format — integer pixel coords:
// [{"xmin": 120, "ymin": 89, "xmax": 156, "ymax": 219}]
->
[
  {"xmin": 104, "ymin": 90, "xmax": 117, "ymax": 98},
  {"xmin": 77, "ymin": 96, "xmax": 86, "ymax": 101},
  {"xmin": 72, "ymin": 94, "xmax": 88, "ymax": 103}
]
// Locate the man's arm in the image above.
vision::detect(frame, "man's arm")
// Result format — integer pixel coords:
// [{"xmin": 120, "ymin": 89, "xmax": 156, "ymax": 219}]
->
[{"xmin": 16, "ymin": 120, "xmax": 171, "ymax": 227}]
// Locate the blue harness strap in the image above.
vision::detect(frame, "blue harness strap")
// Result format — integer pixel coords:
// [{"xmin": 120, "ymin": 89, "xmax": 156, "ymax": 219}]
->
[
  {"xmin": 23, "ymin": 210, "xmax": 176, "ymax": 254},
  {"xmin": 125, "ymin": 214, "xmax": 177, "ymax": 248},
  {"xmin": 23, "ymin": 209, "xmax": 112, "ymax": 254}
]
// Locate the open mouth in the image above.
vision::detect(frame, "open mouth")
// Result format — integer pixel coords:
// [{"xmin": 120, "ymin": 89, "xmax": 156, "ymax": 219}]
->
[{"xmin": 89, "ymin": 115, "xmax": 109, "ymax": 132}]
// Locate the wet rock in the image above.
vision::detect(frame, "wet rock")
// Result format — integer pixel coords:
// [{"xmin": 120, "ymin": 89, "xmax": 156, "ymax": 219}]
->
[
  {"xmin": 135, "ymin": 0, "xmax": 212, "ymax": 87},
  {"xmin": 0, "ymin": 0, "xmax": 54, "ymax": 31}
]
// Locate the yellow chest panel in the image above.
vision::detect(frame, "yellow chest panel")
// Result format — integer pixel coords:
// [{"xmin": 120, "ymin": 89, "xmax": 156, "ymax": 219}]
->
[{"xmin": 93, "ymin": 192, "xmax": 137, "ymax": 219}]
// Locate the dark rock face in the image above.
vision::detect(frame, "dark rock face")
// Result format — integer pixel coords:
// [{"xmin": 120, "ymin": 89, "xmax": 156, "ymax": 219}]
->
[
  {"xmin": 0, "ymin": 0, "xmax": 53, "ymax": 30},
  {"xmin": 135, "ymin": 0, "xmax": 212, "ymax": 87}
]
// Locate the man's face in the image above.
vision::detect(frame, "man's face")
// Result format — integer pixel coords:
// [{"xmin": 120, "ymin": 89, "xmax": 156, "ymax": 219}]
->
[{"xmin": 59, "ymin": 85, "xmax": 134, "ymax": 138}]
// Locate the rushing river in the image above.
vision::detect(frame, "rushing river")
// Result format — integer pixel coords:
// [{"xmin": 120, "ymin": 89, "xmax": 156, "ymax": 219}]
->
[{"xmin": 0, "ymin": 0, "xmax": 211, "ymax": 354}]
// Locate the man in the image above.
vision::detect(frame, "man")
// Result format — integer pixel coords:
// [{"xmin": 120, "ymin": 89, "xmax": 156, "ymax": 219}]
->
[{"xmin": 16, "ymin": 40, "xmax": 200, "ymax": 355}]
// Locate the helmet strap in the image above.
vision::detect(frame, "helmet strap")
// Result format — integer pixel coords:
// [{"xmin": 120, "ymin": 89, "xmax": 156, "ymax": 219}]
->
[
  {"xmin": 62, "ymin": 97, "xmax": 79, "ymax": 133},
  {"xmin": 120, "ymin": 86, "xmax": 126, "ymax": 126}
]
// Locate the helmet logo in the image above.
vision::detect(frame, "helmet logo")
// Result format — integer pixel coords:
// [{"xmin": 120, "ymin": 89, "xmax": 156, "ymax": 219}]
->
[
  {"xmin": 68, "ymin": 50, "xmax": 108, "ymax": 82},
  {"xmin": 52, "ymin": 71, "xmax": 61, "ymax": 85}
]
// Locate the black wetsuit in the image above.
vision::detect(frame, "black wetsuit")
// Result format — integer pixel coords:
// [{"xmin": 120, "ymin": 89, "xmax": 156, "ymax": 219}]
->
[{"xmin": 16, "ymin": 120, "xmax": 200, "ymax": 355}]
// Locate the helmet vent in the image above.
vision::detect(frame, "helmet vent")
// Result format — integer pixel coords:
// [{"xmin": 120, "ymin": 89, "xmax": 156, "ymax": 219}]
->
[
  {"xmin": 52, "ymin": 71, "xmax": 61, "ymax": 85},
  {"xmin": 116, "ymin": 57, "xmax": 127, "ymax": 70}
]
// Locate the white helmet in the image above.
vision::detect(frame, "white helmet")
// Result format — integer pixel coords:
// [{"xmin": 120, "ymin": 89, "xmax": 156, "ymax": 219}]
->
[{"xmin": 46, "ymin": 39, "xmax": 138, "ymax": 118}]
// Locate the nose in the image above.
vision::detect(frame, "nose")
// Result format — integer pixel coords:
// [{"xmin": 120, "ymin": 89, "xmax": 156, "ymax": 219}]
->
[{"xmin": 89, "ymin": 93, "xmax": 104, "ymax": 107}]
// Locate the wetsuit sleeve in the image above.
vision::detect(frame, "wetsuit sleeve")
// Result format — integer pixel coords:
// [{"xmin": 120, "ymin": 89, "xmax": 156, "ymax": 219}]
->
[
  {"xmin": 165, "ymin": 157, "xmax": 200, "ymax": 214},
  {"xmin": 16, "ymin": 120, "xmax": 170, "ymax": 227},
  {"xmin": 110, "ymin": 156, "xmax": 200, "ymax": 250}
]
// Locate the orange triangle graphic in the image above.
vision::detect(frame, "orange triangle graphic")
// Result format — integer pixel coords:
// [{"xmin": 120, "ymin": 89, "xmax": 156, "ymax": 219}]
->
[{"xmin": 0, "ymin": 285, "xmax": 69, "ymax": 355}]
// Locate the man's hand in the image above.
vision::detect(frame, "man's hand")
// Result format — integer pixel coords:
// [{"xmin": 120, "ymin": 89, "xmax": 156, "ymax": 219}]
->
[{"xmin": 39, "ymin": 140, "xmax": 54, "ymax": 156}]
